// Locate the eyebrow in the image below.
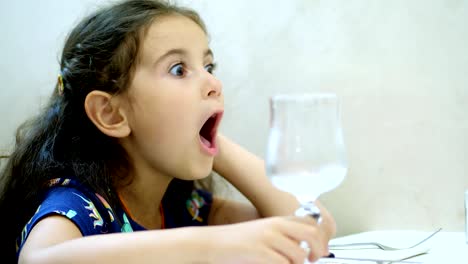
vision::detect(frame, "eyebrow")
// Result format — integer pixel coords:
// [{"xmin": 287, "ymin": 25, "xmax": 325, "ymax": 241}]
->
[{"xmin": 154, "ymin": 48, "xmax": 214, "ymax": 66}]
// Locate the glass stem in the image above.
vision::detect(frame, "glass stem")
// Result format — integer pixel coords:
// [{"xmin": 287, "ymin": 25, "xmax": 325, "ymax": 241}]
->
[{"xmin": 294, "ymin": 201, "xmax": 322, "ymax": 224}]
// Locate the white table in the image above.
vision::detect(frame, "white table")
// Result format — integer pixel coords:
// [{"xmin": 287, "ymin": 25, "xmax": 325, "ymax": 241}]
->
[{"xmin": 321, "ymin": 230, "xmax": 468, "ymax": 263}]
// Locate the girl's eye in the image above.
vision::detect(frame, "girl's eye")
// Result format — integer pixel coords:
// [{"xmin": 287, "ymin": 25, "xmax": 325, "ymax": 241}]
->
[
  {"xmin": 169, "ymin": 63, "xmax": 186, "ymax": 77},
  {"xmin": 205, "ymin": 63, "xmax": 216, "ymax": 74}
]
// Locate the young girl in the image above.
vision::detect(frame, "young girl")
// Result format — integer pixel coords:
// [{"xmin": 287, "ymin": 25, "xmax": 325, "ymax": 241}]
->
[{"xmin": 0, "ymin": 0, "xmax": 336, "ymax": 263}]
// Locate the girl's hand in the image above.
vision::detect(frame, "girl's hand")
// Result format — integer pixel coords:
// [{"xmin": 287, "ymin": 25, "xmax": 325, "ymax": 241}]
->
[
  {"xmin": 208, "ymin": 216, "xmax": 329, "ymax": 264},
  {"xmin": 314, "ymin": 200, "xmax": 337, "ymax": 242}
]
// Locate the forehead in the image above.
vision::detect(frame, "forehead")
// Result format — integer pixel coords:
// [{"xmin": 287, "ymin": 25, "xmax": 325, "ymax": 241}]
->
[{"xmin": 139, "ymin": 15, "xmax": 209, "ymax": 61}]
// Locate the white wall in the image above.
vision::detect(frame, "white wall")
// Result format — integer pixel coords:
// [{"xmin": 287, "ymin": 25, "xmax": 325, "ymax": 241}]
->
[{"xmin": 1, "ymin": 0, "xmax": 467, "ymax": 236}]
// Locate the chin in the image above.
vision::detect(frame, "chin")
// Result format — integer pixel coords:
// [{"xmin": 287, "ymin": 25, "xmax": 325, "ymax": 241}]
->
[
  {"xmin": 192, "ymin": 156, "xmax": 215, "ymax": 179},
  {"xmin": 177, "ymin": 163, "xmax": 213, "ymax": 181},
  {"xmin": 192, "ymin": 167, "xmax": 213, "ymax": 180}
]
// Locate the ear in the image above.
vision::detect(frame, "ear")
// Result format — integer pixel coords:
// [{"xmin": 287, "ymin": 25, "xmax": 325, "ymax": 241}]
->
[{"xmin": 84, "ymin": 90, "xmax": 131, "ymax": 138}]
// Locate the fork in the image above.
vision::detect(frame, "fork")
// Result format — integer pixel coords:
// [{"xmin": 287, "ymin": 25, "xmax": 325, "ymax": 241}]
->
[{"xmin": 329, "ymin": 228, "xmax": 442, "ymax": 251}]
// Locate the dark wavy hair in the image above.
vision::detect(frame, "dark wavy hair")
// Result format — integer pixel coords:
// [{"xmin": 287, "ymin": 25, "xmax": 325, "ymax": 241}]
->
[{"xmin": 0, "ymin": 0, "xmax": 210, "ymax": 262}]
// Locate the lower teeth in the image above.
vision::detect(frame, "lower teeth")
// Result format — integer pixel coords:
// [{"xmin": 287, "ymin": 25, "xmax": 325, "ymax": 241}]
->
[{"xmin": 200, "ymin": 136, "xmax": 212, "ymax": 148}]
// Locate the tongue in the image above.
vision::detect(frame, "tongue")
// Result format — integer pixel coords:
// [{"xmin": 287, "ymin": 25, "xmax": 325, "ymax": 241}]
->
[{"xmin": 200, "ymin": 135, "xmax": 212, "ymax": 148}]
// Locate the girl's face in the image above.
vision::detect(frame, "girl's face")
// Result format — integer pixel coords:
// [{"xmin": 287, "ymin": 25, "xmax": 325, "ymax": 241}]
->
[{"xmin": 122, "ymin": 15, "xmax": 223, "ymax": 181}]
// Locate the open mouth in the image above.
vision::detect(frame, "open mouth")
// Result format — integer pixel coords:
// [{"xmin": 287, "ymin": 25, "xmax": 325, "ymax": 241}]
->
[{"xmin": 199, "ymin": 111, "xmax": 223, "ymax": 155}]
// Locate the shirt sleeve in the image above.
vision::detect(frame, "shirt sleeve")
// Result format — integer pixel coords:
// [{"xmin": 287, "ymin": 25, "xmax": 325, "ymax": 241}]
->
[{"xmin": 16, "ymin": 187, "xmax": 112, "ymax": 255}]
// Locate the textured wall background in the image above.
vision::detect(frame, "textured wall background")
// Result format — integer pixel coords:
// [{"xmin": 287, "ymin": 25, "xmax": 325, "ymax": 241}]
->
[{"xmin": 1, "ymin": 0, "xmax": 467, "ymax": 236}]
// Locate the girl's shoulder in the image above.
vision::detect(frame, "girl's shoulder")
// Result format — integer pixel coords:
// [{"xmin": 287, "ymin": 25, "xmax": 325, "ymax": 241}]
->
[{"xmin": 16, "ymin": 178, "xmax": 122, "ymax": 255}]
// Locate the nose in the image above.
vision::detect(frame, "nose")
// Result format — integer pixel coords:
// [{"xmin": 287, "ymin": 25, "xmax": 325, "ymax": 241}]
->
[{"xmin": 201, "ymin": 71, "xmax": 222, "ymax": 99}]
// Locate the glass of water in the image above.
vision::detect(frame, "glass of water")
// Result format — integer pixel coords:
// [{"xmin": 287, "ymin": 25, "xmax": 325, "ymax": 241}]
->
[{"xmin": 265, "ymin": 93, "xmax": 348, "ymax": 220}]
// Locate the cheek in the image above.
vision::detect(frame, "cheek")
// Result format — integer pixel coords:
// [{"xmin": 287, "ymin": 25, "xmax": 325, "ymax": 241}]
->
[
  {"xmin": 141, "ymin": 100, "xmax": 197, "ymax": 147},
  {"xmin": 128, "ymin": 80, "xmax": 199, "ymax": 147},
  {"xmin": 130, "ymin": 111, "xmax": 194, "ymax": 172}
]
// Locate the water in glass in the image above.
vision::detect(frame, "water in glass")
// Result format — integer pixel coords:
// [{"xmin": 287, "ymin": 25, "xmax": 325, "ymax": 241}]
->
[{"xmin": 265, "ymin": 93, "xmax": 347, "ymax": 206}]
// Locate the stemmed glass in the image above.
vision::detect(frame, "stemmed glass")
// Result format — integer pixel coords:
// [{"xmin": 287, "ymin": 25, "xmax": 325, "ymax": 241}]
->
[{"xmin": 265, "ymin": 93, "xmax": 347, "ymax": 226}]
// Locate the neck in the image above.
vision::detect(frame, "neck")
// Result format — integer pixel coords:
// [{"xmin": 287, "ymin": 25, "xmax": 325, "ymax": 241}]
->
[{"xmin": 118, "ymin": 164, "xmax": 172, "ymax": 230}]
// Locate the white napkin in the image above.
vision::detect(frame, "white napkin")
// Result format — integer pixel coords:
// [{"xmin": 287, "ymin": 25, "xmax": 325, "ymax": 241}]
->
[{"xmin": 324, "ymin": 246, "xmax": 429, "ymax": 262}]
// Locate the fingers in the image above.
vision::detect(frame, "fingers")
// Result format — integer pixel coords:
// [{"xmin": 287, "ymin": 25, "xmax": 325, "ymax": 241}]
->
[
  {"xmin": 304, "ymin": 234, "xmax": 329, "ymax": 262},
  {"xmin": 269, "ymin": 233, "xmax": 308, "ymax": 264},
  {"xmin": 274, "ymin": 217, "xmax": 329, "ymax": 261},
  {"xmin": 283, "ymin": 215, "xmax": 320, "ymax": 226},
  {"xmin": 262, "ymin": 247, "xmax": 291, "ymax": 264},
  {"xmin": 298, "ymin": 225, "xmax": 329, "ymax": 262},
  {"xmin": 314, "ymin": 200, "xmax": 337, "ymax": 239}
]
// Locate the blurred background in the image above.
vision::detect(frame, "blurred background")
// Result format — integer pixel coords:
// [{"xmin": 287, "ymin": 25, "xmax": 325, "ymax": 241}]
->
[{"xmin": 1, "ymin": 0, "xmax": 467, "ymax": 236}]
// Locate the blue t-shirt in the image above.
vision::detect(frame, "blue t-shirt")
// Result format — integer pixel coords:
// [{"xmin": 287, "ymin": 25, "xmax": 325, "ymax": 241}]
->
[{"xmin": 16, "ymin": 178, "xmax": 212, "ymax": 257}]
